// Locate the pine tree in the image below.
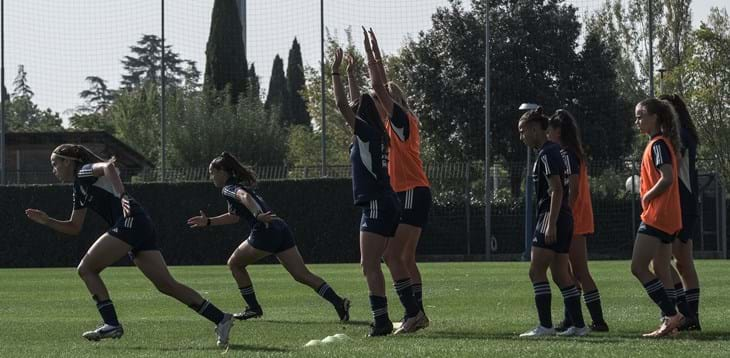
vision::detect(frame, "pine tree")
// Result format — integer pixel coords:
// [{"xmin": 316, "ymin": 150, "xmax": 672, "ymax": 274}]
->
[
  {"xmin": 121, "ymin": 34, "xmax": 186, "ymax": 88},
  {"xmin": 12, "ymin": 65, "xmax": 34, "ymax": 99}
]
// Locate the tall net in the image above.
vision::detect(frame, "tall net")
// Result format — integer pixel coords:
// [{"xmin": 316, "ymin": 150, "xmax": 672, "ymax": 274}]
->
[{"xmin": 1, "ymin": 0, "xmax": 726, "ymax": 259}]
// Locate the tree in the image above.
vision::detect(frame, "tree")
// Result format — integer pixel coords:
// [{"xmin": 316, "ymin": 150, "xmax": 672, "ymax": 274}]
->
[
  {"xmin": 248, "ymin": 63, "xmax": 261, "ymax": 99},
  {"xmin": 1, "ymin": 84, "xmax": 9, "ymax": 103},
  {"xmin": 657, "ymin": 0, "xmax": 693, "ymax": 94},
  {"xmin": 391, "ymin": 0, "xmax": 582, "ymax": 196},
  {"xmin": 6, "ymin": 97, "xmax": 64, "ymax": 132},
  {"xmin": 121, "ymin": 34, "xmax": 191, "ymax": 88},
  {"xmin": 12, "ymin": 65, "xmax": 34, "ymax": 99},
  {"xmin": 204, "ymin": 0, "xmax": 248, "ymax": 102},
  {"xmin": 569, "ymin": 27, "xmax": 634, "ymax": 164},
  {"xmin": 296, "ymin": 28, "xmax": 367, "ymax": 166},
  {"xmin": 684, "ymin": 7, "xmax": 730, "ymax": 186},
  {"xmin": 286, "ymin": 38, "xmax": 311, "ymax": 127},
  {"xmin": 78, "ymin": 76, "xmax": 114, "ymax": 113},
  {"xmin": 586, "ymin": 1, "xmax": 647, "ymax": 102},
  {"xmin": 106, "ymin": 82, "xmax": 162, "ymax": 163},
  {"xmin": 265, "ymin": 55, "xmax": 288, "ymax": 124},
  {"xmin": 167, "ymin": 89, "xmax": 287, "ymax": 167},
  {"xmin": 69, "ymin": 76, "xmax": 115, "ymax": 133},
  {"xmin": 182, "ymin": 60, "xmax": 202, "ymax": 91},
  {"xmin": 7, "ymin": 65, "xmax": 63, "ymax": 132}
]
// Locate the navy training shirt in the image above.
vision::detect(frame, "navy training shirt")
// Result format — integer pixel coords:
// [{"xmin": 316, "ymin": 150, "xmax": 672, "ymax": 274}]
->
[{"xmin": 533, "ymin": 141, "xmax": 570, "ymax": 215}]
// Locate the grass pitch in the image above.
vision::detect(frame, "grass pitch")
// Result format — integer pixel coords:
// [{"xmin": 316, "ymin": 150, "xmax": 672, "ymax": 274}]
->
[{"xmin": 1, "ymin": 261, "xmax": 728, "ymax": 357}]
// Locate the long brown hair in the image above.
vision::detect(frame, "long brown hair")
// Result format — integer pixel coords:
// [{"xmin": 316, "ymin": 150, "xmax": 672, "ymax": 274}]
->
[
  {"xmin": 210, "ymin": 152, "xmax": 257, "ymax": 186},
  {"xmin": 658, "ymin": 94, "xmax": 699, "ymax": 145},
  {"xmin": 548, "ymin": 109, "xmax": 586, "ymax": 162},
  {"xmin": 52, "ymin": 144, "xmax": 112, "ymax": 165},
  {"xmin": 638, "ymin": 98, "xmax": 682, "ymax": 154}
]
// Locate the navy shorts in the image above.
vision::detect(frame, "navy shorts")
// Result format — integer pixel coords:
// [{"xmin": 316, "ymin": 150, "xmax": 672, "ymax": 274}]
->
[
  {"xmin": 107, "ymin": 213, "xmax": 158, "ymax": 255},
  {"xmin": 637, "ymin": 222, "xmax": 676, "ymax": 244},
  {"xmin": 532, "ymin": 211, "xmax": 573, "ymax": 254},
  {"xmin": 396, "ymin": 186, "xmax": 432, "ymax": 229},
  {"xmin": 247, "ymin": 220, "xmax": 296, "ymax": 254},
  {"xmin": 677, "ymin": 215, "xmax": 697, "ymax": 243},
  {"xmin": 360, "ymin": 194, "xmax": 401, "ymax": 237}
]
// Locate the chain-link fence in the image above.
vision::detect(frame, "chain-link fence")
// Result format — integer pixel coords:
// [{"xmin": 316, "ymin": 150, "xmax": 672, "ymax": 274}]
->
[
  {"xmin": 1, "ymin": 1, "xmax": 727, "ymax": 259},
  {"xmin": 6, "ymin": 159, "xmax": 725, "ymax": 259}
]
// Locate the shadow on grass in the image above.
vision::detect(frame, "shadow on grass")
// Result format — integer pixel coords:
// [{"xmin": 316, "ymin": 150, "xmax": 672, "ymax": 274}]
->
[
  {"xmin": 262, "ymin": 319, "xmax": 371, "ymax": 327},
  {"xmin": 105, "ymin": 344, "xmax": 289, "ymax": 353},
  {"xmin": 425, "ymin": 330, "xmax": 730, "ymax": 343}
]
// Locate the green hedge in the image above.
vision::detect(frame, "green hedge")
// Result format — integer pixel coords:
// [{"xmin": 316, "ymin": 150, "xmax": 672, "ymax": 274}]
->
[
  {"xmin": 0, "ymin": 179, "xmax": 361, "ymax": 267},
  {"xmin": 1, "ymin": 180, "xmax": 690, "ymax": 267}
]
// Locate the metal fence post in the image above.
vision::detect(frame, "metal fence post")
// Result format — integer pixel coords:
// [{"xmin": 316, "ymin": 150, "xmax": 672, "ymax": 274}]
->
[{"xmin": 465, "ymin": 162, "xmax": 471, "ymax": 255}]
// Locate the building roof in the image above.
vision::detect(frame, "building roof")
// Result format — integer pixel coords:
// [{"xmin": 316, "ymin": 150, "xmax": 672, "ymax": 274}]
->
[{"xmin": 6, "ymin": 131, "xmax": 154, "ymax": 168}]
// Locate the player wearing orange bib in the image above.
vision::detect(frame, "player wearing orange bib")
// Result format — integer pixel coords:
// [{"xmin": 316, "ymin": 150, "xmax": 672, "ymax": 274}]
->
[
  {"xmin": 547, "ymin": 110, "xmax": 608, "ymax": 332},
  {"xmin": 365, "ymin": 28, "xmax": 433, "ymax": 329},
  {"xmin": 631, "ymin": 98, "xmax": 684, "ymax": 337}
]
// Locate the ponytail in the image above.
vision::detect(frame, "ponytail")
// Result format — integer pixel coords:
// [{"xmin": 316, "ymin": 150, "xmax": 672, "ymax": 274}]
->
[
  {"xmin": 548, "ymin": 109, "xmax": 586, "ymax": 162},
  {"xmin": 210, "ymin": 152, "xmax": 257, "ymax": 186},
  {"xmin": 658, "ymin": 94, "xmax": 699, "ymax": 145},
  {"xmin": 52, "ymin": 144, "xmax": 114, "ymax": 165}
]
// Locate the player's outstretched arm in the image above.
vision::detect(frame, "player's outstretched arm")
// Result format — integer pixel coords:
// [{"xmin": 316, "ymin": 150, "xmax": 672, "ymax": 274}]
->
[{"xmin": 25, "ymin": 207, "xmax": 87, "ymax": 236}]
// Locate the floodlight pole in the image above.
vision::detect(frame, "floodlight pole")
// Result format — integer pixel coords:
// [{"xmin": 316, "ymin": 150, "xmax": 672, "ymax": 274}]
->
[
  {"xmin": 648, "ymin": 0, "xmax": 654, "ymax": 97},
  {"xmin": 0, "ymin": 0, "xmax": 5, "ymax": 185},
  {"xmin": 320, "ymin": 0, "xmax": 327, "ymax": 177},
  {"xmin": 160, "ymin": 0, "xmax": 166, "ymax": 182},
  {"xmin": 484, "ymin": 4, "xmax": 492, "ymax": 261},
  {"xmin": 518, "ymin": 103, "xmax": 539, "ymax": 261}
]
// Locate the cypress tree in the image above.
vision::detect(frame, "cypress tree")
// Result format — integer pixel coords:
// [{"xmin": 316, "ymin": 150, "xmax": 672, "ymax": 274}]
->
[
  {"xmin": 285, "ymin": 38, "xmax": 310, "ymax": 126},
  {"xmin": 265, "ymin": 55, "xmax": 288, "ymax": 123},
  {"xmin": 204, "ymin": 0, "xmax": 248, "ymax": 102}
]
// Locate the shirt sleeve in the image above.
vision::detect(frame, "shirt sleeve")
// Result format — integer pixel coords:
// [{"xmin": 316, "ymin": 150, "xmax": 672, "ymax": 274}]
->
[
  {"xmin": 542, "ymin": 149, "xmax": 565, "ymax": 179},
  {"xmin": 563, "ymin": 150, "xmax": 581, "ymax": 176},
  {"xmin": 651, "ymin": 140, "xmax": 672, "ymax": 169},
  {"xmin": 223, "ymin": 185, "xmax": 240, "ymax": 216},
  {"xmin": 388, "ymin": 104, "xmax": 410, "ymax": 142}
]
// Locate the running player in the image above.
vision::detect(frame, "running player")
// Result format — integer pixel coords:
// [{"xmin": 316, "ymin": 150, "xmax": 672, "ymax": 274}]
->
[
  {"xmin": 517, "ymin": 108, "xmax": 588, "ymax": 337},
  {"xmin": 631, "ymin": 98, "xmax": 685, "ymax": 337},
  {"xmin": 187, "ymin": 152, "xmax": 350, "ymax": 322},
  {"xmin": 547, "ymin": 109, "xmax": 609, "ymax": 332},
  {"xmin": 25, "ymin": 144, "xmax": 233, "ymax": 346}
]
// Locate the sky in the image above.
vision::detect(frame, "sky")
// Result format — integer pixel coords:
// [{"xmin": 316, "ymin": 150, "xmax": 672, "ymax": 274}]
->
[{"xmin": 0, "ymin": 0, "xmax": 725, "ymax": 123}]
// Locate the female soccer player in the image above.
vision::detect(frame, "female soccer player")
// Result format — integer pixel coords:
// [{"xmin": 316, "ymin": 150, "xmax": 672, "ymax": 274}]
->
[
  {"xmin": 630, "ymin": 98, "xmax": 685, "ymax": 337},
  {"xmin": 517, "ymin": 108, "xmax": 588, "ymax": 337},
  {"xmin": 331, "ymin": 47, "xmax": 425, "ymax": 336},
  {"xmin": 364, "ymin": 28, "xmax": 432, "ymax": 324},
  {"xmin": 187, "ymin": 152, "xmax": 350, "ymax": 322},
  {"xmin": 25, "ymin": 144, "xmax": 233, "ymax": 346},
  {"xmin": 547, "ymin": 110, "xmax": 609, "ymax": 332},
  {"xmin": 659, "ymin": 94, "xmax": 701, "ymax": 330}
]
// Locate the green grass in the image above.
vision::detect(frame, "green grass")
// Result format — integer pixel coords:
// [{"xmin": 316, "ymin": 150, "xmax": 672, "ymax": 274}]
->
[{"xmin": 0, "ymin": 261, "xmax": 728, "ymax": 357}]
